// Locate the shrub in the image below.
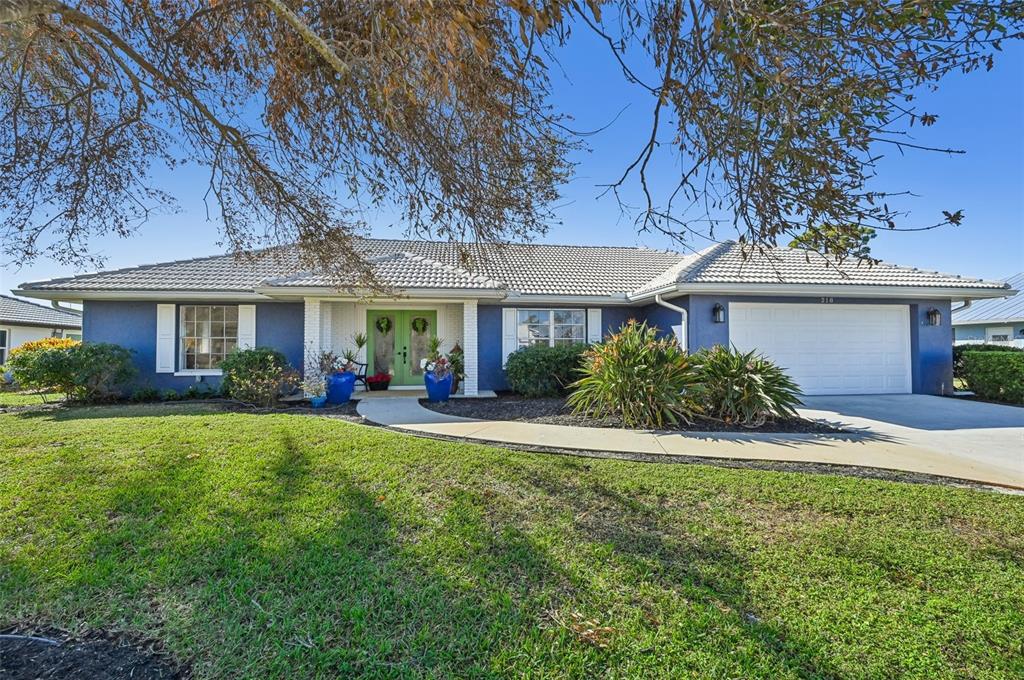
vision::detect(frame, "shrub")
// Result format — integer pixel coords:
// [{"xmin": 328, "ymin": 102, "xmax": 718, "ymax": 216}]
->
[
  {"xmin": 568, "ymin": 321, "xmax": 699, "ymax": 428},
  {"xmin": 692, "ymin": 345, "xmax": 802, "ymax": 428},
  {"xmin": 3, "ymin": 337, "xmax": 80, "ymax": 389},
  {"xmin": 5, "ymin": 340, "xmax": 134, "ymax": 402},
  {"xmin": 66, "ymin": 343, "xmax": 137, "ymax": 402},
  {"xmin": 953, "ymin": 343, "xmax": 1024, "ymax": 384},
  {"xmin": 131, "ymin": 386, "xmax": 162, "ymax": 402},
  {"xmin": 506, "ymin": 343, "xmax": 587, "ymax": 398},
  {"xmin": 961, "ymin": 352, "xmax": 1024, "ymax": 404},
  {"xmin": 220, "ymin": 347, "xmax": 298, "ymax": 407},
  {"xmin": 7, "ymin": 336, "xmax": 79, "ymax": 359},
  {"xmin": 162, "ymin": 389, "xmax": 181, "ymax": 402}
]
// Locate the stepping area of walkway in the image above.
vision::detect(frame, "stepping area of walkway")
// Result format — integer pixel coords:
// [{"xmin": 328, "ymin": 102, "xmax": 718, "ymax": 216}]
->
[{"xmin": 357, "ymin": 395, "xmax": 1024, "ymax": 488}]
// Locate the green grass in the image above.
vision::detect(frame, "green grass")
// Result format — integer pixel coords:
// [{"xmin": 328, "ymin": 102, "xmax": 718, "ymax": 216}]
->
[
  {"xmin": 0, "ymin": 389, "xmax": 59, "ymax": 406},
  {"xmin": 1, "ymin": 403, "xmax": 1022, "ymax": 679}
]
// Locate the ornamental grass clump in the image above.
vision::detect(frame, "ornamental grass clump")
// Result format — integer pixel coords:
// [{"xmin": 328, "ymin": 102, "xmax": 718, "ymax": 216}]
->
[
  {"xmin": 568, "ymin": 321, "xmax": 699, "ymax": 429},
  {"xmin": 692, "ymin": 345, "xmax": 802, "ymax": 428}
]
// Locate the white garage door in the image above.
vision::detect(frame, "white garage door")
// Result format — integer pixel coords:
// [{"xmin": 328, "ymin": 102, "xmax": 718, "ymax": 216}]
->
[{"xmin": 728, "ymin": 303, "xmax": 912, "ymax": 395}]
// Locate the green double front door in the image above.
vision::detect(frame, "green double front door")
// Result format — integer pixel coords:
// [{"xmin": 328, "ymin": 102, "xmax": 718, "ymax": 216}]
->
[{"xmin": 366, "ymin": 310, "xmax": 437, "ymax": 386}]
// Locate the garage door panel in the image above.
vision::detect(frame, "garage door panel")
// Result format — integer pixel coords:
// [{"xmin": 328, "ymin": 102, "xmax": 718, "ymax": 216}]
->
[{"xmin": 728, "ymin": 303, "xmax": 912, "ymax": 396}]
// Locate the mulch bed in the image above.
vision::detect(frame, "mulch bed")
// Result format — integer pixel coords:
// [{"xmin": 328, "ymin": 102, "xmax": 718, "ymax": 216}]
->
[
  {"xmin": 0, "ymin": 627, "xmax": 186, "ymax": 679},
  {"xmin": 422, "ymin": 393, "xmax": 843, "ymax": 434}
]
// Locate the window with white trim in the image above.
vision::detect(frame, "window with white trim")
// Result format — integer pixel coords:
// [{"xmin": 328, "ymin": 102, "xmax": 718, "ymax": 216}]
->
[
  {"xmin": 0, "ymin": 329, "xmax": 8, "ymax": 366},
  {"xmin": 180, "ymin": 305, "xmax": 238, "ymax": 370},
  {"xmin": 517, "ymin": 309, "xmax": 585, "ymax": 347}
]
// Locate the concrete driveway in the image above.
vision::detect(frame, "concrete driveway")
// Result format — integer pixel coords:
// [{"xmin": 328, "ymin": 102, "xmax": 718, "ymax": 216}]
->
[{"xmin": 798, "ymin": 395, "xmax": 1024, "ymax": 487}]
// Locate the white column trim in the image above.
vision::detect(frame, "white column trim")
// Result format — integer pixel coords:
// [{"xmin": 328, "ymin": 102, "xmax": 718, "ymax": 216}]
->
[
  {"xmin": 462, "ymin": 300, "xmax": 478, "ymax": 396},
  {"xmin": 303, "ymin": 298, "xmax": 322, "ymax": 379}
]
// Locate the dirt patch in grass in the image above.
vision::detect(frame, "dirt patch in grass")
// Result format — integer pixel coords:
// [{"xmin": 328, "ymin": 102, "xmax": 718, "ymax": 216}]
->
[
  {"xmin": 422, "ymin": 393, "xmax": 842, "ymax": 434},
  {"xmin": 0, "ymin": 626, "xmax": 186, "ymax": 679}
]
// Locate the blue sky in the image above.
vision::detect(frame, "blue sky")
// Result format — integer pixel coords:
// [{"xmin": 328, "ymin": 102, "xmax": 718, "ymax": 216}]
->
[{"xmin": 3, "ymin": 27, "xmax": 1022, "ymax": 299}]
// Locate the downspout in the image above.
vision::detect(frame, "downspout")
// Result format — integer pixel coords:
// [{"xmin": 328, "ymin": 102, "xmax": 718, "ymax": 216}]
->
[
  {"xmin": 654, "ymin": 294, "xmax": 687, "ymax": 352},
  {"xmin": 950, "ymin": 300, "xmax": 971, "ymax": 314}
]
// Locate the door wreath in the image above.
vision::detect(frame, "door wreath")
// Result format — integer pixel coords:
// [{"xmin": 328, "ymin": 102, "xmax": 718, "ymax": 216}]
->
[
  {"xmin": 374, "ymin": 316, "xmax": 393, "ymax": 334},
  {"xmin": 411, "ymin": 317, "xmax": 429, "ymax": 334}
]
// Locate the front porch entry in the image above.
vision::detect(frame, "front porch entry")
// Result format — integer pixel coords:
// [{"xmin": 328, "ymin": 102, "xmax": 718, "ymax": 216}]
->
[
  {"xmin": 303, "ymin": 298, "xmax": 479, "ymax": 396},
  {"xmin": 367, "ymin": 310, "xmax": 437, "ymax": 386}
]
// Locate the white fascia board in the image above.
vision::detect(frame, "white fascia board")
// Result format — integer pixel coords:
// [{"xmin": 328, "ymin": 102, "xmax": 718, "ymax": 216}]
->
[
  {"xmin": 952, "ymin": 317, "xmax": 1024, "ymax": 326},
  {"xmin": 629, "ymin": 282, "xmax": 1012, "ymax": 302},
  {"xmin": 499, "ymin": 293, "xmax": 633, "ymax": 306},
  {"xmin": 16, "ymin": 289, "xmax": 271, "ymax": 302}
]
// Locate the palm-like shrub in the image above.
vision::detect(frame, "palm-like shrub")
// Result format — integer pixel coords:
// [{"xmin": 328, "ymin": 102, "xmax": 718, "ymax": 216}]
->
[
  {"xmin": 568, "ymin": 321, "xmax": 699, "ymax": 428},
  {"xmin": 692, "ymin": 345, "xmax": 802, "ymax": 428}
]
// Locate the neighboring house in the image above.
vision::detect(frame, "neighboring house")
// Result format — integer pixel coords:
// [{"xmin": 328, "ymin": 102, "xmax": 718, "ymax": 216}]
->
[
  {"xmin": 0, "ymin": 295, "xmax": 82, "ymax": 365},
  {"xmin": 15, "ymin": 239, "xmax": 1011, "ymax": 396},
  {"xmin": 952, "ymin": 272, "xmax": 1024, "ymax": 347}
]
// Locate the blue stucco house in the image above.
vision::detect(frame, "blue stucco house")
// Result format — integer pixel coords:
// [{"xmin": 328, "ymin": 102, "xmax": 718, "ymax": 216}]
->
[
  {"xmin": 953, "ymin": 272, "xmax": 1024, "ymax": 348},
  {"xmin": 15, "ymin": 239, "xmax": 1012, "ymax": 396}
]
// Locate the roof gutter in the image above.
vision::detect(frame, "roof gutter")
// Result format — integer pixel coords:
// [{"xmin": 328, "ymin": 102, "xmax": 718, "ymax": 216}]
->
[
  {"xmin": 950, "ymin": 299, "xmax": 972, "ymax": 315},
  {"xmin": 654, "ymin": 294, "xmax": 687, "ymax": 351}
]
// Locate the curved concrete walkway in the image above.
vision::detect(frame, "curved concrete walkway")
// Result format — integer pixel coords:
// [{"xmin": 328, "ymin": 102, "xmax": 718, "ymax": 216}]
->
[{"xmin": 357, "ymin": 396, "xmax": 1024, "ymax": 488}]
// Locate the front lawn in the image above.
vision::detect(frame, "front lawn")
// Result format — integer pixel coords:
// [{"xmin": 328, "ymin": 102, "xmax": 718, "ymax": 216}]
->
[
  {"xmin": 0, "ymin": 389, "xmax": 58, "ymax": 407},
  {"xmin": 1, "ymin": 404, "xmax": 1022, "ymax": 678}
]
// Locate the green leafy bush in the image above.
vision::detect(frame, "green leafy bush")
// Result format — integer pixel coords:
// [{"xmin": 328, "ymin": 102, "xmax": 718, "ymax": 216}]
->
[
  {"xmin": 505, "ymin": 343, "xmax": 587, "ymax": 398},
  {"xmin": 953, "ymin": 343, "xmax": 1023, "ymax": 384},
  {"xmin": 5, "ymin": 340, "xmax": 135, "ymax": 402},
  {"xmin": 220, "ymin": 347, "xmax": 298, "ymax": 407},
  {"xmin": 961, "ymin": 352, "xmax": 1024, "ymax": 404},
  {"xmin": 568, "ymin": 321, "xmax": 699, "ymax": 428},
  {"xmin": 692, "ymin": 345, "xmax": 802, "ymax": 427},
  {"xmin": 131, "ymin": 386, "xmax": 162, "ymax": 402}
]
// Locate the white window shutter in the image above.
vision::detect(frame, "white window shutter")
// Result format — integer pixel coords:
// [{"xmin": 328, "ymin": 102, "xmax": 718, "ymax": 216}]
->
[
  {"xmin": 238, "ymin": 305, "xmax": 257, "ymax": 349},
  {"xmin": 501, "ymin": 308, "xmax": 517, "ymax": 367},
  {"xmin": 586, "ymin": 308, "xmax": 602, "ymax": 343},
  {"xmin": 155, "ymin": 304, "xmax": 176, "ymax": 373}
]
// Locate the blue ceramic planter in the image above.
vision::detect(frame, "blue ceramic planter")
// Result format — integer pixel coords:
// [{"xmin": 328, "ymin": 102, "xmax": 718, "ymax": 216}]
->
[
  {"xmin": 326, "ymin": 371, "xmax": 356, "ymax": 404},
  {"xmin": 424, "ymin": 372, "xmax": 453, "ymax": 402},
  {"xmin": 309, "ymin": 395, "xmax": 328, "ymax": 409}
]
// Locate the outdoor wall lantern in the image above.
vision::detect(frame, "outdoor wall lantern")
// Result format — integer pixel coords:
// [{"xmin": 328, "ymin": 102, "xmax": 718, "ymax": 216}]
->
[
  {"xmin": 712, "ymin": 303, "xmax": 726, "ymax": 324},
  {"xmin": 926, "ymin": 308, "xmax": 942, "ymax": 326}
]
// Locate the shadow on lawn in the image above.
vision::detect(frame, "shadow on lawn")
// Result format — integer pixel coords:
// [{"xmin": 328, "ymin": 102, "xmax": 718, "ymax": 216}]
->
[{"xmin": 4, "ymin": 421, "xmax": 846, "ymax": 677}]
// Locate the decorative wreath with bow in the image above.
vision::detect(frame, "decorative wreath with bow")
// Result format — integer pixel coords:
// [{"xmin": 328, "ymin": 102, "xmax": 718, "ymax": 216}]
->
[
  {"xmin": 411, "ymin": 317, "xmax": 429, "ymax": 334},
  {"xmin": 374, "ymin": 316, "xmax": 393, "ymax": 334}
]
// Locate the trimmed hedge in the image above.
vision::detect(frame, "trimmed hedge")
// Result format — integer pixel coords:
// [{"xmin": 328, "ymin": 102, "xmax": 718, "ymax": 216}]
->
[
  {"xmin": 953, "ymin": 343, "xmax": 1024, "ymax": 382},
  {"xmin": 960, "ymin": 352, "xmax": 1024, "ymax": 404},
  {"xmin": 505, "ymin": 343, "xmax": 587, "ymax": 398}
]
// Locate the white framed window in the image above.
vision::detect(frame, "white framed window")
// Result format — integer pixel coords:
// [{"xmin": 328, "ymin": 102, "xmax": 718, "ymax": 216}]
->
[
  {"xmin": 180, "ymin": 305, "xmax": 238, "ymax": 370},
  {"xmin": 0, "ymin": 328, "xmax": 8, "ymax": 365},
  {"xmin": 987, "ymin": 326, "xmax": 1013, "ymax": 343},
  {"xmin": 517, "ymin": 309, "xmax": 586, "ymax": 347}
]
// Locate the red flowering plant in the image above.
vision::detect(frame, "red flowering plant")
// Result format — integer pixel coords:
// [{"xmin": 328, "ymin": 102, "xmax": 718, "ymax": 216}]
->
[{"xmin": 367, "ymin": 371, "xmax": 391, "ymax": 385}]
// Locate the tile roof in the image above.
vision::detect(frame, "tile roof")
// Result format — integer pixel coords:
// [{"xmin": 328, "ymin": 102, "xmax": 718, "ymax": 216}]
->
[
  {"xmin": 20, "ymin": 238, "xmax": 684, "ymax": 297},
  {"xmin": 17, "ymin": 237, "xmax": 1008, "ymax": 299},
  {"xmin": 952, "ymin": 272, "xmax": 1024, "ymax": 323},
  {"xmin": 264, "ymin": 252, "xmax": 505, "ymax": 290},
  {"xmin": 631, "ymin": 241, "xmax": 1009, "ymax": 294},
  {"xmin": 0, "ymin": 295, "xmax": 82, "ymax": 328}
]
